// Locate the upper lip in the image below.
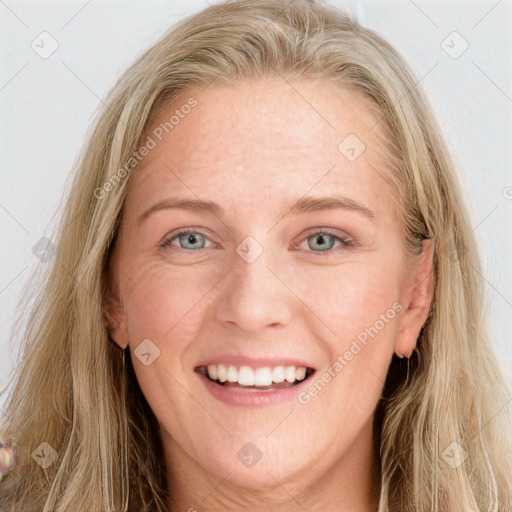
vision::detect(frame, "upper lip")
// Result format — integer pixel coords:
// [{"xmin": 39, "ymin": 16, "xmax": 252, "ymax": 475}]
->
[{"xmin": 194, "ymin": 354, "xmax": 316, "ymax": 370}]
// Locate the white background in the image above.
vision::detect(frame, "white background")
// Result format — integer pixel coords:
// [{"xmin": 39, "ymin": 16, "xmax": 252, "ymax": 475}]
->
[{"xmin": 1, "ymin": 0, "xmax": 511, "ymax": 411}]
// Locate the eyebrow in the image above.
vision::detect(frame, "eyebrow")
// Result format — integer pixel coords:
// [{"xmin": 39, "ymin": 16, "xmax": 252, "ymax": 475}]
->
[{"xmin": 137, "ymin": 194, "xmax": 376, "ymax": 225}]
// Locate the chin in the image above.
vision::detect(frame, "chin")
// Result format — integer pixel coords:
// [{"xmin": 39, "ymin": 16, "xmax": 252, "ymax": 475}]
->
[{"xmin": 197, "ymin": 433, "xmax": 321, "ymax": 491}]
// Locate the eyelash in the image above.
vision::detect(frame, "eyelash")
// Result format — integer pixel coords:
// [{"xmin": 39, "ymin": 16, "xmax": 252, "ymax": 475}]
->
[
  {"xmin": 291, "ymin": 228, "xmax": 355, "ymax": 254},
  {"xmin": 160, "ymin": 227, "xmax": 355, "ymax": 255}
]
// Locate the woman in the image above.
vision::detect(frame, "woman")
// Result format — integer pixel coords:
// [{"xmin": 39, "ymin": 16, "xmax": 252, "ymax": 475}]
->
[{"xmin": 1, "ymin": 0, "xmax": 511, "ymax": 510}]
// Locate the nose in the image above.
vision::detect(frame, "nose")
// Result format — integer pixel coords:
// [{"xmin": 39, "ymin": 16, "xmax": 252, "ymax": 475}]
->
[{"xmin": 215, "ymin": 241, "xmax": 292, "ymax": 334}]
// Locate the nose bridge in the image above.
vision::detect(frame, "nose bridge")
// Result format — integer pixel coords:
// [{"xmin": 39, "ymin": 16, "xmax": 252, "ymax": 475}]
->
[{"xmin": 216, "ymin": 234, "xmax": 292, "ymax": 332}]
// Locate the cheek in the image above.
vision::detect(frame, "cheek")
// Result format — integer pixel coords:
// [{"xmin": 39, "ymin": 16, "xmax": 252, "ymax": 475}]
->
[
  {"xmin": 292, "ymin": 261, "xmax": 402, "ymax": 419},
  {"xmin": 118, "ymin": 257, "xmax": 223, "ymax": 426},
  {"xmin": 119, "ymin": 256, "xmax": 224, "ymax": 347},
  {"xmin": 120, "ymin": 247, "xmax": 403, "ymax": 353},
  {"xmin": 288, "ymin": 256, "xmax": 402, "ymax": 340},
  {"xmin": 289, "ymin": 255, "xmax": 403, "ymax": 407}
]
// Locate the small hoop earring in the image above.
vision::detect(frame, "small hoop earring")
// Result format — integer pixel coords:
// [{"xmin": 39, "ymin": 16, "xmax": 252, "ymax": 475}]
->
[{"xmin": 395, "ymin": 352, "xmax": 411, "ymax": 385}]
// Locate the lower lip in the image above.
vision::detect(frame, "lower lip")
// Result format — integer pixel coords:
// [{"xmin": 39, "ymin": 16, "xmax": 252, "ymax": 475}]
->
[{"xmin": 197, "ymin": 372, "xmax": 314, "ymax": 407}]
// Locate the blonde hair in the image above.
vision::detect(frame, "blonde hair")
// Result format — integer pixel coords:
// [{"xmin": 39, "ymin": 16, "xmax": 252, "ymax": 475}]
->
[{"xmin": 1, "ymin": 0, "xmax": 511, "ymax": 510}]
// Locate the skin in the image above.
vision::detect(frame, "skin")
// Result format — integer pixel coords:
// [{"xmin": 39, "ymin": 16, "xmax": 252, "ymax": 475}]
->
[{"xmin": 107, "ymin": 75, "xmax": 434, "ymax": 512}]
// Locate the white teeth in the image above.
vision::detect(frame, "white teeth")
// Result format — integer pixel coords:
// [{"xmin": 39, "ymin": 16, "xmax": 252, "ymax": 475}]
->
[
  {"xmin": 238, "ymin": 366, "xmax": 255, "ymax": 386},
  {"xmin": 202, "ymin": 364, "xmax": 310, "ymax": 386},
  {"xmin": 285, "ymin": 366, "xmax": 296, "ymax": 383},
  {"xmin": 217, "ymin": 364, "xmax": 228, "ymax": 383},
  {"xmin": 254, "ymin": 367, "xmax": 272, "ymax": 386},
  {"xmin": 226, "ymin": 365, "xmax": 238, "ymax": 382},
  {"xmin": 207, "ymin": 365, "xmax": 217, "ymax": 381},
  {"xmin": 272, "ymin": 366, "xmax": 285, "ymax": 383},
  {"xmin": 295, "ymin": 366, "xmax": 306, "ymax": 380}
]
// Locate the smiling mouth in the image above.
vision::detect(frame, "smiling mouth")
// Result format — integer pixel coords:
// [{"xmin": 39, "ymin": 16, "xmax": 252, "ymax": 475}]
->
[{"xmin": 195, "ymin": 364, "xmax": 316, "ymax": 391}]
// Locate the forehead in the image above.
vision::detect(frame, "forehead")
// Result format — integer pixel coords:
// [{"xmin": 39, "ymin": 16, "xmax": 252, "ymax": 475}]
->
[{"xmin": 125, "ymin": 76, "xmax": 396, "ymax": 222}]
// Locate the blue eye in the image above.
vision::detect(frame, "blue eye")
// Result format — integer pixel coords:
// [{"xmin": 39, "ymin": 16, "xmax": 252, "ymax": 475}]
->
[
  {"xmin": 161, "ymin": 229, "xmax": 214, "ymax": 250},
  {"xmin": 307, "ymin": 233, "xmax": 337, "ymax": 251},
  {"xmin": 300, "ymin": 229, "xmax": 354, "ymax": 254}
]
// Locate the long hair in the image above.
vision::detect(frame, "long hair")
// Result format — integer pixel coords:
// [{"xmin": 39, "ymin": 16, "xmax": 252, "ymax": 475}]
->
[{"xmin": 1, "ymin": 1, "xmax": 511, "ymax": 510}]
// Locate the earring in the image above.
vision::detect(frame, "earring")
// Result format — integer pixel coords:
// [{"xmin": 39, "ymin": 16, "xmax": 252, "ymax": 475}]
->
[{"xmin": 396, "ymin": 353, "xmax": 406, "ymax": 359}]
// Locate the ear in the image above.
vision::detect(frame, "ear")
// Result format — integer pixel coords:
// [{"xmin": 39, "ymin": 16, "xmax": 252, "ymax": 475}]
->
[
  {"xmin": 394, "ymin": 239, "xmax": 434, "ymax": 357},
  {"xmin": 104, "ymin": 286, "xmax": 130, "ymax": 350}
]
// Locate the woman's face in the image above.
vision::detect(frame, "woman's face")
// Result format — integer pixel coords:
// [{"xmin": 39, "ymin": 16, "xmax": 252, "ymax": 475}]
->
[{"xmin": 108, "ymin": 76, "xmax": 432, "ymax": 498}]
